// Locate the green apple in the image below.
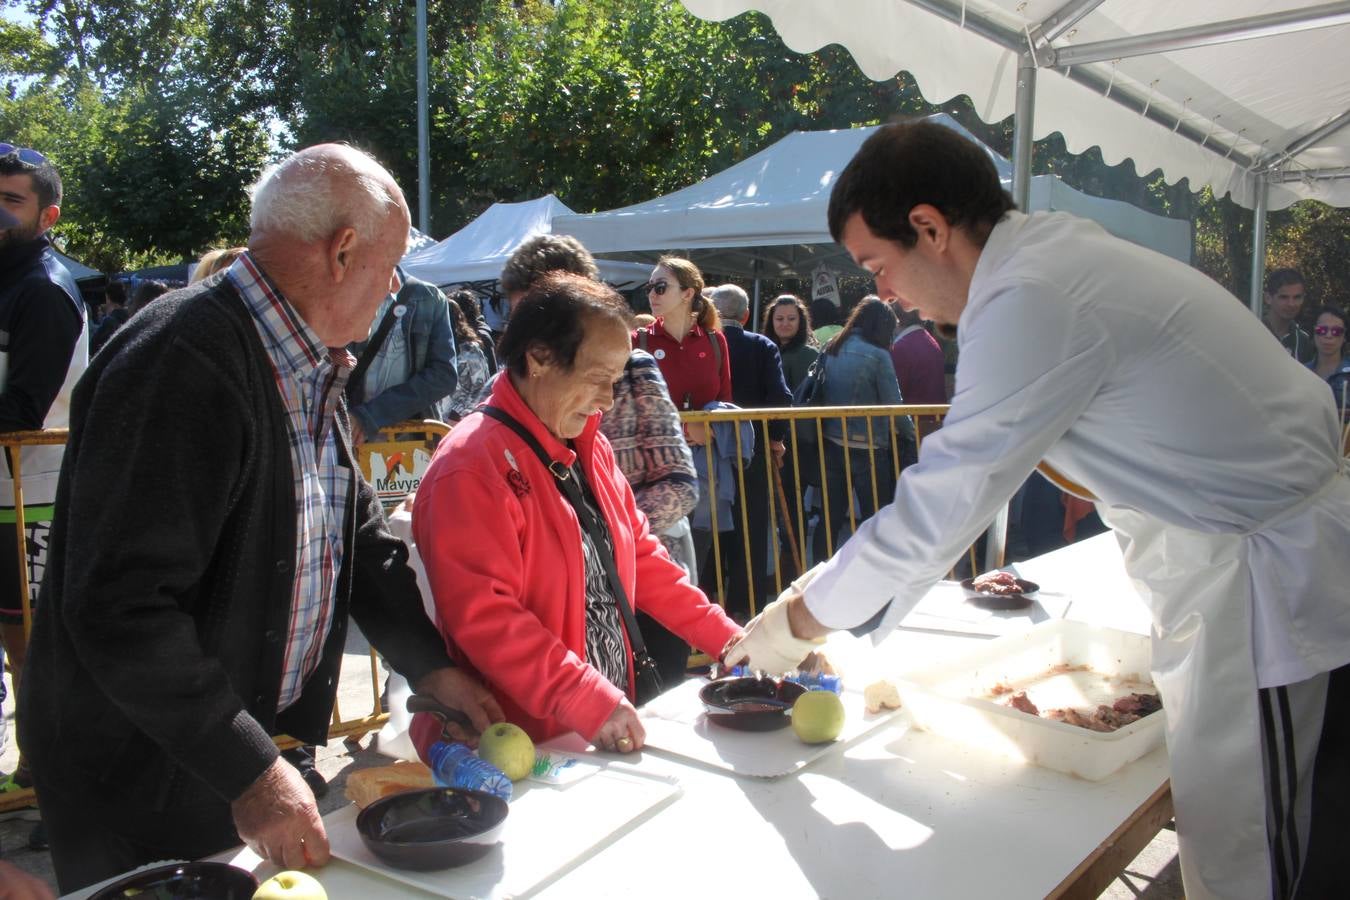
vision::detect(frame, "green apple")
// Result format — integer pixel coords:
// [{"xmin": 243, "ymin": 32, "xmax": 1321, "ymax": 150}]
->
[
  {"xmin": 791, "ymin": 690, "xmax": 846, "ymax": 744},
  {"xmin": 253, "ymin": 870, "xmax": 326, "ymax": 900},
  {"xmin": 477, "ymin": 722, "xmax": 536, "ymax": 781}
]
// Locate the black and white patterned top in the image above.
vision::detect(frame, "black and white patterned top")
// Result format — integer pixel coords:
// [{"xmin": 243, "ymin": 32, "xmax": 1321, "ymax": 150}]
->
[{"xmin": 571, "ymin": 460, "xmax": 630, "ymax": 694}]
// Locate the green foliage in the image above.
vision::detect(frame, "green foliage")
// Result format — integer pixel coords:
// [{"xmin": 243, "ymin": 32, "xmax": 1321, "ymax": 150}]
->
[{"xmin": 1, "ymin": 0, "xmax": 1344, "ymax": 298}]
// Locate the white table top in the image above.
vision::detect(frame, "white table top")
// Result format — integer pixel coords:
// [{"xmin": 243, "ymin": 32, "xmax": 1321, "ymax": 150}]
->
[{"xmin": 178, "ymin": 533, "xmax": 1166, "ymax": 900}]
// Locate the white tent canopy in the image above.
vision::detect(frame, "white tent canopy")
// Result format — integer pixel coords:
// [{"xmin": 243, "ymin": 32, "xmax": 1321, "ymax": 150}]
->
[
  {"xmin": 681, "ymin": 0, "xmax": 1350, "ymax": 212},
  {"xmin": 399, "ymin": 194, "xmax": 653, "ymax": 288},
  {"xmin": 554, "ymin": 114, "xmax": 1191, "ymax": 279}
]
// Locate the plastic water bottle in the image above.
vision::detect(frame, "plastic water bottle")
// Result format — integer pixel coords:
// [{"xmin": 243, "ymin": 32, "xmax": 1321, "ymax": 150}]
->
[{"xmin": 426, "ymin": 741, "xmax": 513, "ymax": 801}]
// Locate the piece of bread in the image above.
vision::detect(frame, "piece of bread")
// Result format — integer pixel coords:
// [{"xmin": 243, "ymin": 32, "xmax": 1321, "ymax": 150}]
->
[
  {"xmin": 344, "ymin": 761, "xmax": 437, "ymax": 809},
  {"xmin": 864, "ymin": 679, "xmax": 902, "ymax": 715}
]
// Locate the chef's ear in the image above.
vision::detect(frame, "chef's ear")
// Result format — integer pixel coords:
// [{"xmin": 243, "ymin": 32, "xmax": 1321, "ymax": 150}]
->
[{"xmin": 908, "ymin": 204, "xmax": 950, "ymax": 251}]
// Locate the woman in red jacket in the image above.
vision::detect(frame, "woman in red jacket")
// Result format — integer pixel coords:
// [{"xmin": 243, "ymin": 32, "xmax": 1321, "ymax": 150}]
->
[
  {"xmin": 634, "ymin": 256, "xmax": 732, "ymax": 448},
  {"xmin": 411, "ymin": 274, "xmax": 741, "ymax": 753}
]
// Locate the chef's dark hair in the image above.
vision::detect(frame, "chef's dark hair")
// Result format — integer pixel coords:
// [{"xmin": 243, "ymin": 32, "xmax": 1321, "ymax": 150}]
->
[
  {"xmin": 828, "ymin": 120, "xmax": 1015, "ymax": 249},
  {"xmin": 499, "ymin": 272, "xmax": 633, "ymax": 377}
]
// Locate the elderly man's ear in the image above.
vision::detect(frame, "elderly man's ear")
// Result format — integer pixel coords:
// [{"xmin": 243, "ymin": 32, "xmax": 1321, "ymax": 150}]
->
[{"xmin": 328, "ymin": 226, "xmax": 359, "ymax": 283}]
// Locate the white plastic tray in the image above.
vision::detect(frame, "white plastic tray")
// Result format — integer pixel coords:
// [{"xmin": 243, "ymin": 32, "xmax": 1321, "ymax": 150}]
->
[
  {"xmin": 894, "ymin": 619, "xmax": 1166, "ymax": 781},
  {"xmin": 638, "ymin": 677, "xmax": 899, "ymax": 778},
  {"xmin": 326, "ymin": 766, "xmax": 679, "ymax": 898}
]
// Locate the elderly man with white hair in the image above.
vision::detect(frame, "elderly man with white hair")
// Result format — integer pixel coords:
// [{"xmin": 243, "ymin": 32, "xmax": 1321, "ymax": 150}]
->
[{"xmin": 19, "ymin": 144, "xmax": 503, "ymax": 894}]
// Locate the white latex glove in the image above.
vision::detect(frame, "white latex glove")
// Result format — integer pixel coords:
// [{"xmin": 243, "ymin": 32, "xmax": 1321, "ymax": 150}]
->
[{"xmin": 721, "ymin": 595, "xmax": 825, "ymax": 675}]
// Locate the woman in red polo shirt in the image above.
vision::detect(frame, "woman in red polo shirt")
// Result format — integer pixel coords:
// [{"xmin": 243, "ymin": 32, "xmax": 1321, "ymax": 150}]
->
[{"xmin": 634, "ymin": 257, "xmax": 732, "ymax": 447}]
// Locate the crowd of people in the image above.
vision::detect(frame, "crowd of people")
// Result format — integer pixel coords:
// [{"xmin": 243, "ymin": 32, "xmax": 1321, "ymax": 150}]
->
[{"xmin": 0, "ymin": 118, "xmax": 1347, "ymax": 900}]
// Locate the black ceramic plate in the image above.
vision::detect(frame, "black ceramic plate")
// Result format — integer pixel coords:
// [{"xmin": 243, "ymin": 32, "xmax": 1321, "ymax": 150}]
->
[
  {"xmin": 699, "ymin": 677, "xmax": 808, "ymax": 731},
  {"xmin": 357, "ymin": 786, "xmax": 509, "ymax": 871},
  {"xmin": 960, "ymin": 577, "xmax": 1041, "ymax": 611},
  {"xmin": 89, "ymin": 862, "xmax": 257, "ymax": 900}
]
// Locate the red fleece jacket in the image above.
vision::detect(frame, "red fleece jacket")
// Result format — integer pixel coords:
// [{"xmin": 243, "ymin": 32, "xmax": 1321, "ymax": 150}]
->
[{"xmin": 411, "ymin": 375, "xmax": 739, "ymax": 751}]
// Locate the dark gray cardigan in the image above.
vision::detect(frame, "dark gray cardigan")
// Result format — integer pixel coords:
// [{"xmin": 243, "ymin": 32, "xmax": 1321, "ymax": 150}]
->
[{"xmin": 20, "ymin": 275, "xmax": 454, "ymax": 815}]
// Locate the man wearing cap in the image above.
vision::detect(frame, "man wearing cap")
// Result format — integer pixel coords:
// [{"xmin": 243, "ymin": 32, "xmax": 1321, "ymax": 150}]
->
[
  {"xmin": 0, "ymin": 145, "xmax": 88, "ymax": 823},
  {"xmin": 20, "ymin": 144, "xmax": 503, "ymax": 893}
]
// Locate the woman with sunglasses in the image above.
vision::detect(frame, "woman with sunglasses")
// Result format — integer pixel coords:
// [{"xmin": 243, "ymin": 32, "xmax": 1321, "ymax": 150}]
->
[
  {"xmin": 634, "ymin": 257, "xmax": 731, "ymax": 447},
  {"xmin": 1309, "ymin": 305, "xmax": 1350, "ymax": 422}
]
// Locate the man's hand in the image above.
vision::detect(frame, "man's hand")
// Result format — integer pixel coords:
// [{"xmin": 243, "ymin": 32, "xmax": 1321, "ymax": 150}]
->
[
  {"xmin": 414, "ymin": 667, "xmax": 506, "ymax": 744},
  {"xmin": 684, "ymin": 421, "xmax": 710, "ymax": 447},
  {"xmin": 721, "ymin": 593, "xmax": 828, "ymax": 675},
  {"xmin": 770, "ymin": 439, "xmax": 786, "ymax": 469},
  {"xmin": 591, "ymin": 698, "xmax": 645, "ymax": 753},
  {"xmin": 231, "ymin": 756, "xmax": 330, "ymax": 870}
]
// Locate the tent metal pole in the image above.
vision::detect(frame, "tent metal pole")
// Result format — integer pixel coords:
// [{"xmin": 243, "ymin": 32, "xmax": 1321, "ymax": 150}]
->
[
  {"xmin": 1270, "ymin": 166, "xmax": 1350, "ymax": 183},
  {"xmin": 1011, "ymin": 55, "xmax": 1036, "ymax": 211},
  {"xmin": 1031, "ymin": 0, "xmax": 1107, "ymax": 48},
  {"xmin": 1050, "ymin": 1, "xmax": 1350, "ymax": 68},
  {"xmin": 981, "ymin": 55, "xmax": 1037, "ymax": 574},
  {"xmin": 1249, "ymin": 176, "xmax": 1269, "ymax": 318},
  {"xmin": 1242, "ymin": 175, "xmax": 1263, "ymax": 317},
  {"xmin": 751, "ymin": 261, "xmax": 762, "ymax": 333},
  {"xmin": 416, "ymin": 0, "xmax": 431, "ymax": 233}
]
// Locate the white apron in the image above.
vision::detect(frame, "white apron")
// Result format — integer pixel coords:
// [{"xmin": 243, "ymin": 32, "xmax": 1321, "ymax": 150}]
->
[{"xmin": 1103, "ymin": 469, "xmax": 1347, "ymax": 900}]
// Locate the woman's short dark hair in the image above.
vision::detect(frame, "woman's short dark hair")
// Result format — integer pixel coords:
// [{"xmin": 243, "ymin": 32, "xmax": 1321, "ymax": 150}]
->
[
  {"xmin": 445, "ymin": 295, "xmax": 481, "ymax": 346},
  {"xmin": 500, "ymin": 234, "xmax": 599, "ymax": 295},
  {"xmin": 827, "ymin": 296, "xmax": 897, "ymax": 355},
  {"xmin": 762, "ymin": 294, "xmax": 813, "ymax": 351},
  {"xmin": 128, "ymin": 280, "xmax": 171, "ymax": 316},
  {"xmin": 450, "ymin": 288, "xmax": 484, "ymax": 324},
  {"xmin": 499, "ymin": 273, "xmax": 633, "ymax": 377},
  {"xmin": 828, "ymin": 120, "xmax": 1015, "ymax": 249},
  {"xmin": 1312, "ymin": 305, "xmax": 1347, "ymax": 327}
]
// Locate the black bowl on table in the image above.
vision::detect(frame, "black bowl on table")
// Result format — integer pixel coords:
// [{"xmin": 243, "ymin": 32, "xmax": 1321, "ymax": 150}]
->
[
  {"xmin": 356, "ymin": 786, "xmax": 509, "ymax": 871},
  {"xmin": 89, "ymin": 861, "xmax": 257, "ymax": 900},
  {"xmin": 959, "ymin": 577, "xmax": 1041, "ymax": 611},
  {"xmin": 699, "ymin": 676, "xmax": 807, "ymax": 731}
]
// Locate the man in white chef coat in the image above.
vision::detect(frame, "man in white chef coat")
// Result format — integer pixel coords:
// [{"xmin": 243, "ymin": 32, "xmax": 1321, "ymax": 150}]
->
[{"xmin": 725, "ymin": 121, "xmax": 1350, "ymax": 900}]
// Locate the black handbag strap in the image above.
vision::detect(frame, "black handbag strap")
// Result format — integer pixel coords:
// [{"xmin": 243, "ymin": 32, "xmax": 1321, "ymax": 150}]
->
[
  {"xmin": 348, "ymin": 297, "xmax": 407, "ymax": 394},
  {"xmin": 478, "ymin": 406, "xmax": 652, "ymax": 663}
]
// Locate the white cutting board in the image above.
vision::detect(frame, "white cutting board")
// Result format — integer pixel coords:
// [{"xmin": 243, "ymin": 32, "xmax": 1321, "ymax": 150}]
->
[
  {"xmin": 327, "ymin": 767, "xmax": 679, "ymax": 899},
  {"xmin": 898, "ymin": 579, "xmax": 1073, "ymax": 638},
  {"xmin": 638, "ymin": 678, "xmax": 899, "ymax": 778}
]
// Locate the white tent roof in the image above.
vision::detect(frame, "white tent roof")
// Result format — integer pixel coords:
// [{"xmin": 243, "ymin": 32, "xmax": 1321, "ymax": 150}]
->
[
  {"xmin": 681, "ymin": 0, "xmax": 1350, "ymax": 211},
  {"xmin": 553, "ymin": 115, "xmax": 1191, "ymax": 277},
  {"xmin": 399, "ymin": 194, "xmax": 653, "ymax": 287}
]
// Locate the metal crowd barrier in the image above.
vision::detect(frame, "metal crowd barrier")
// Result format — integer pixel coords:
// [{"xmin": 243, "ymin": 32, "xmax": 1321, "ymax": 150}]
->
[{"xmin": 676, "ymin": 404, "xmax": 964, "ymax": 624}]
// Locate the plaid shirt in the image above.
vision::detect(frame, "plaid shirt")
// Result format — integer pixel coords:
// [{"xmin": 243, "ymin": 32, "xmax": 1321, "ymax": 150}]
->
[{"xmin": 229, "ymin": 254, "xmax": 354, "ymax": 711}]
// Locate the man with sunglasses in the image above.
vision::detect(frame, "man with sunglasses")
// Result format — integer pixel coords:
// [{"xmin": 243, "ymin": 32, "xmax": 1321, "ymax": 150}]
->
[{"xmin": 0, "ymin": 145, "xmax": 88, "ymax": 827}]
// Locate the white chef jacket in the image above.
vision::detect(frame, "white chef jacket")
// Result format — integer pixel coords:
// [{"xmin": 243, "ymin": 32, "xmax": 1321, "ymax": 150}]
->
[{"xmin": 803, "ymin": 210, "xmax": 1350, "ymax": 690}]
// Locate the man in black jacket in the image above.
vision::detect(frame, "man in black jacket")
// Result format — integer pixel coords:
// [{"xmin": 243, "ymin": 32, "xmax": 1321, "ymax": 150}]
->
[
  {"xmin": 20, "ymin": 144, "xmax": 503, "ymax": 893},
  {"xmin": 0, "ymin": 147, "xmax": 87, "ymax": 835},
  {"xmin": 709, "ymin": 284, "xmax": 792, "ymax": 619}
]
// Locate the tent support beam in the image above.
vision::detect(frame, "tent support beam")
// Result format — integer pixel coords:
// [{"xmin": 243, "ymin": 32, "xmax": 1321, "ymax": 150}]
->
[
  {"xmin": 1050, "ymin": 2, "xmax": 1350, "ymax": 68},
  {"xmin": 1011, "ymin": 55, "xmax": 1036, "ymax": 210},
  {"xmin": 416, "ymin": 0, "xmax": 430, "ymax": 233},
  {"xmin": 1269, "ymin": 166, "xmax": 1350, "ymax": 183},
  {"xmin": 896, "ymin": 0, "xmax": 1257, "ymax": 172},
  {"xmin": 1030, "ymin": 0, "xmax": 1107, "ymax": 49},
  {"xmin": 1249, "ymin": 176, "xmax": 1269, "ymax": 318},
  {"xmin": 1256, "ymin": 106, "xmax": 1350, "ymax": 174}
]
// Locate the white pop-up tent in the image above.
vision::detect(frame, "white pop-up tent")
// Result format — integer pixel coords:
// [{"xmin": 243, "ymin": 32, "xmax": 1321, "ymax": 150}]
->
[
  {"xmin": 680, "ymin": 0, "xmax": 1350, "ymax": 310},
  {"xmin": 400, "ymin": 194, "xmax": 653, "ymax": 288},
  {"xmin": 553, "ymin": 114, "xmax": 1192, "ymax": 279}
]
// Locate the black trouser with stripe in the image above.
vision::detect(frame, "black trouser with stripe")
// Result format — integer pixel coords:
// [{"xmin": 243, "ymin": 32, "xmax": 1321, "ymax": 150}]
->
[{"xmin": 1261, "ymin": 661, "xmax": 1350, "ymax": 899}]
